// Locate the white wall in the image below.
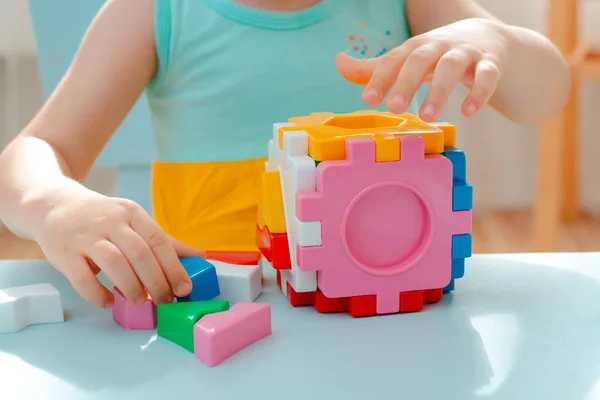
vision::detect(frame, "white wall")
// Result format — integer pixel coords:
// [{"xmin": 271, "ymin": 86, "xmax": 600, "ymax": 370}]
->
[{"xmin": 1, "ymin": 0, "xmax": 599, "ymax": 212}]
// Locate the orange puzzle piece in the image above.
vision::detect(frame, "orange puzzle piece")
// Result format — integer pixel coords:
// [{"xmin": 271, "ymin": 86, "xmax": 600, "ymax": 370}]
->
[{"xmin": 277, "ymin": 111, "xmax": 455, "ymax": 162}]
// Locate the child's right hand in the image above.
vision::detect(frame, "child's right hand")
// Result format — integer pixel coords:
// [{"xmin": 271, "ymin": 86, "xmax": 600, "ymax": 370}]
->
[{"xmin": 32, "ymin": 185, "xmax": 203, "ymax": 308}]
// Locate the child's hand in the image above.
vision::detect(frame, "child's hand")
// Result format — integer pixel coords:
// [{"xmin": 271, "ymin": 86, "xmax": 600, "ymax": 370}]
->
[
  {"xmin": 336, "ymin": 18, "xmax": 508, "ymax": 122},
  {"xmin": 32, "ymin": 185, "xmax": 203, "ymax": 308}
]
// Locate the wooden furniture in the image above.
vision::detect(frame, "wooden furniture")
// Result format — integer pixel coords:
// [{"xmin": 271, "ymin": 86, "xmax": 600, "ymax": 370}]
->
[
  {"xmin": 0, "ymin": 0, "xmax": 36, "ymax": 145},
  {"xmin": 533, "ymin": 0, "xmax": 600, "ymax": 251}
]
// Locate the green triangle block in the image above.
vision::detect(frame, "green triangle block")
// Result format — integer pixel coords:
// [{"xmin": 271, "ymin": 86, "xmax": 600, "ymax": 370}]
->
[{"xmin": 157, "ymin": 300, "xmax": 229, "ymax": 352}]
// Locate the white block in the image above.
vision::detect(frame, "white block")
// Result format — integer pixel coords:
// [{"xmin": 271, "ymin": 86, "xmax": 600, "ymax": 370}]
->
[
  {"xmin": 266, "ymin": 122, "xmax": 295, "ymax": 172},
  {"xmin": 278, "ymin": 130, "xmax": 318, "ymax": 293},
  {"xmin": 0, "ymin": 283, "xmax": 64, "ymax": 334},
  {"xmin": 296, "ymin": 218, "xmax": 322, "ymax": 246},
  {"xmin": 210, "ymin": 261, "xmax": 262, "ymax": 303}
]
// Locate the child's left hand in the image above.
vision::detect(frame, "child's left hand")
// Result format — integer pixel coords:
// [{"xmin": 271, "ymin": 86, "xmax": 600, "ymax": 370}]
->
[{"xmin": 336, "ymin": 18, "xmax": 508, "ymax": 122}]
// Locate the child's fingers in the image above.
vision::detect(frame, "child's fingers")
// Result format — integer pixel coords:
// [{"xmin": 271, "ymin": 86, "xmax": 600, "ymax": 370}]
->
[
  {"xmin": 387, "ymin": 43, "xmax": 445, "ymax": 114},
  {"xmin": 109, "ymin": 227, "xmax": 173, "ymax": 304},
  {"xmin": 462, "ymin": 58, "xmax": 500, "ymax": 117},
  {"xmin": 170, "ymin": 237, "xmax": 206, "ymax": 258},
  {"xmin": 420, "ymin": 48, "xmax": 473, "ymax": 122},
  {"xmin": 129, "ymin": 211, "xmax": 193, "ymax": 299},
  {"xmin": 56, "ymin": 252, "xmax": 114, "ymax": 308},
  {"xmin": 360, "ymin": 46, "xmax": 414, "ymax": 106},
  {"xmin": 335, "ymin": 52, "xmax": 379, "ymax": 85},
  {"xmin": 87, "ymin": 239, "xmax": 146, "ymax": 303}
]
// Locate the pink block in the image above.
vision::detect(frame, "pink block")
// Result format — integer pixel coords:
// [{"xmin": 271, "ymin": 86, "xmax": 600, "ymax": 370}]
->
[
  {"xmin": 296, "ymin": 137, "xmax": 472, "ymax": 314},
  {"xmin": 194, "ymin": 303, "xmax": 271, "ymax": 367},
  {"xmin": 111, "ymin": 287, "xmax": 157, "ymax": 330}
]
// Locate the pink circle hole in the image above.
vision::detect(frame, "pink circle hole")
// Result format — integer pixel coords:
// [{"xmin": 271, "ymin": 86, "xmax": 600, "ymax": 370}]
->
[{"xmin": 341, "ymin": 181, "xmax": 434, "ymax": 276}]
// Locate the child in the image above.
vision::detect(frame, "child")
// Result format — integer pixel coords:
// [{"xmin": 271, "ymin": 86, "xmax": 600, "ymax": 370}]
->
[{"xmin": 0, "ymin": 0, "xmax": 569, "ymax": 308}]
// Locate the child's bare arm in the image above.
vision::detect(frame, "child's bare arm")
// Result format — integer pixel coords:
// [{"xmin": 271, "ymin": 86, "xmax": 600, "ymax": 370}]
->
[
  {"xmin": 337, "ymin": 0, "xmax": 569, "ymax": 124},
  {"xmin": 0, "ymin": 0, "xmax": 199, "ymax": 308},
  {"xmin": 0, "ymin": 0, "xmax": 155, "ymax": 235},
  {"xmin": 404, "ymin": 0, "xmax": 570, "ymax": 123}
]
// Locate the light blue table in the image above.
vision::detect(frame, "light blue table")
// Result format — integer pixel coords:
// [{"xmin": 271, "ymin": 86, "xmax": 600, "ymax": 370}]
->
[{"xmin": 1, "ymin": 253, "xmax": 600, "ymax": 400}]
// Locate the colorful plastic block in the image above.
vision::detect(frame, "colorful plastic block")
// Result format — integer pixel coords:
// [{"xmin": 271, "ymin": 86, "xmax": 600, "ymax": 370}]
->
[
  {"xmin": 262, "ymin": 111, "xmax": 472, "ymax": 317},
  {"xmin": 112, "ymin": 287, "xmax": 156, "ymax": 330},
  {"xmin": 438, "ymin": 121, "xmax": 457, "ymax": 147},
  {"xmin": 451, "ymin": 258, "xmax": 465, "ymax": 279},
  {"xmin": 452, "ymin": 234, "xmax": 472, "ymax": 259},
  {"xmin": 453, "ymin": 181, "xmax": 473, "ymax": 211},
  {"xmin": 177, "ymin": 257, "xmax": 220, "ymax": 302},
  {"xmin": 277, "ymin": 130, "xmax": 321, "ymax": 292},
  {"xmin": 210, "ymin": 260, "xmax": 262, "ymax": 303},
  {"xmin": 0, "ymin": 283, "xmax": 64, "ymax": 333},
  {"xmin": 284, "ymin": 281, "xmax": 315, "ymax": 306},
  {"xmin": 259, "ymin": 170, "xmax": 287, "ymax": 233},
  {"xmin": 256, "ymin": 224, "xmax": 291, "ymax": 270},
  {"xmin": 157, "ymin": 300, "xmax": 229, "ymax": 352},
  {"xmin": 194, "ymin": 303, "xmax": 272, "ymax": 367},
  {"xmin": 297, "ymin": 136, "xmax": 471, "ymax": 314},
  {"xmin": 399, "ymin": 291, "xmax": 424, "ymax": 312},
  {"xmin": 265, "ymin": 126, "xmax": 318, "ymax": 294},
  {"xmin": 278, "ymin": 112, "xmax": 450, "ymax": 161},
  {"xmin": 204, "ymin": 251, "xmax": 261, "ymax": 266},
  {"xmin": 283, "ymin": 282, "xmax": 444, "ymax": 317},
  {"xmin": 442, "ymin": 147, "xmax": 466, "ymax": 181}
]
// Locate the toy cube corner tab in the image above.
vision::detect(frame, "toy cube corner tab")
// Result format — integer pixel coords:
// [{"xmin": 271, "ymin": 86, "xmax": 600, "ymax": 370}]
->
[
  {"xmin": 442, "ymin": 147, "xmax": 466, "ymax": 182},
  {"xmin": 452, "ymin": 234, "xmax": 472, "ymax": 259},
  {"xmin": 453, "ymin": 182, "xmax": 473, "ymax": 211}
]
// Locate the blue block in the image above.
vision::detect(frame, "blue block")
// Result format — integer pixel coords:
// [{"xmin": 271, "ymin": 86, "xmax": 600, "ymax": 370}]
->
[
  {"xmin": 177, "ymin": 257, "xmax": 220, "ymax": 302},
  {"xmin": 453, "ymin": 181, "xmax": 473, "ymax": 211},
  {"xmin": 452, "ymin": 258, "xmax": 465, "ymax": 279},
  {"xmin": 442, "ymin": 147, "xmax": 466, "ymax": 182},
  {"xmin": 452, "ymin": 234, "xmax": 472, "ymax": 259}
]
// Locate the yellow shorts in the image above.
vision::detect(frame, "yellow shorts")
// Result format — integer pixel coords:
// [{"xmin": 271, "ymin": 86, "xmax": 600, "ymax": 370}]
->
[{"xmin": 151, "ymin": 158, "xmax": 266, "ymax": 252}]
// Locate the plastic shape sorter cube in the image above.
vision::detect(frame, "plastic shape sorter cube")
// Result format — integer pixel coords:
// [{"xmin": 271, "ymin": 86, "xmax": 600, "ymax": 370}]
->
[{"xmin": 256, "ymin": 111, "xmax": 473, "ymax": 317}]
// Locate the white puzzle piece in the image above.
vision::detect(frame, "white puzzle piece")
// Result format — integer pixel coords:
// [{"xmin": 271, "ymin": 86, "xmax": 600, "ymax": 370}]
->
[
  {"xmin": 0, "ymin": 283, "xmax": 64, "ymax": 333},
  {"xmin": 266, "ymin": 122, "xmax": 294, "ymax": 172},
  {"xmin": 278, "ymin": 129, "xmax": 319, "ymax": 293},
  {"xmin": 296, "ymin": 220, "xmax": 322, "ymax": 246},
  {"xmin": 210, "ymin": 260, "xmax": 262, "ymax": 303}
]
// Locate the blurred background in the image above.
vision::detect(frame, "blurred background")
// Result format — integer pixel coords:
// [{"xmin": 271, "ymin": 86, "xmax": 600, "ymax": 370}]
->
[{"xmin": 0, "ymin": 0, "xmax": 599, "ymax": 258}]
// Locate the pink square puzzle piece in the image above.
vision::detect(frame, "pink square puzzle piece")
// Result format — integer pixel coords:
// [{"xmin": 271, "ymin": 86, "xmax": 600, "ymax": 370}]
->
[
  {"xmin": 296, "ymin": 137, "xmax": 472, "ymax": 314},
  {"xmin": 112, "ymin": 287, "xmax": 157, "ymax": 330},
  {"xmin": 193, "ymin": 303, "xmax": 271, "ymax": 367}
]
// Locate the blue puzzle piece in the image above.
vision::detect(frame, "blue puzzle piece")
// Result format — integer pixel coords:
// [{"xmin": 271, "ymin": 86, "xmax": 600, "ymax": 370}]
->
[
  {"xmin": 453, "ymin": 181, "xmax": 473, "ymax": 211},
  {"xmin": 177, "ymin": 257, "xmax": 220, "ymax": 302},
  {"xmin": 443, "ymin": 259, "xmax": 466, "ymax": 293},
  {"xmin": 452, "ymin": 234, "xmax": 472, "ymax": 259},
  {"xmin": 452, "ymin": 258, "xmax": 465, "ymax": 279},
  {"xmin": 443, "ymin": 279, "xmax": 455, "ymax": 293},
  {"xmin": 442, "ymin": 147, "xmax": 466, "ymax": 182}
]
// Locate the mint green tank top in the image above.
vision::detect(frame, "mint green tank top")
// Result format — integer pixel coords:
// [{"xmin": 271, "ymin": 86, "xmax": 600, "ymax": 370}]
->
[{"xmin": 145, "ymin": 0, "xmax": 418, "ymax": 162}]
